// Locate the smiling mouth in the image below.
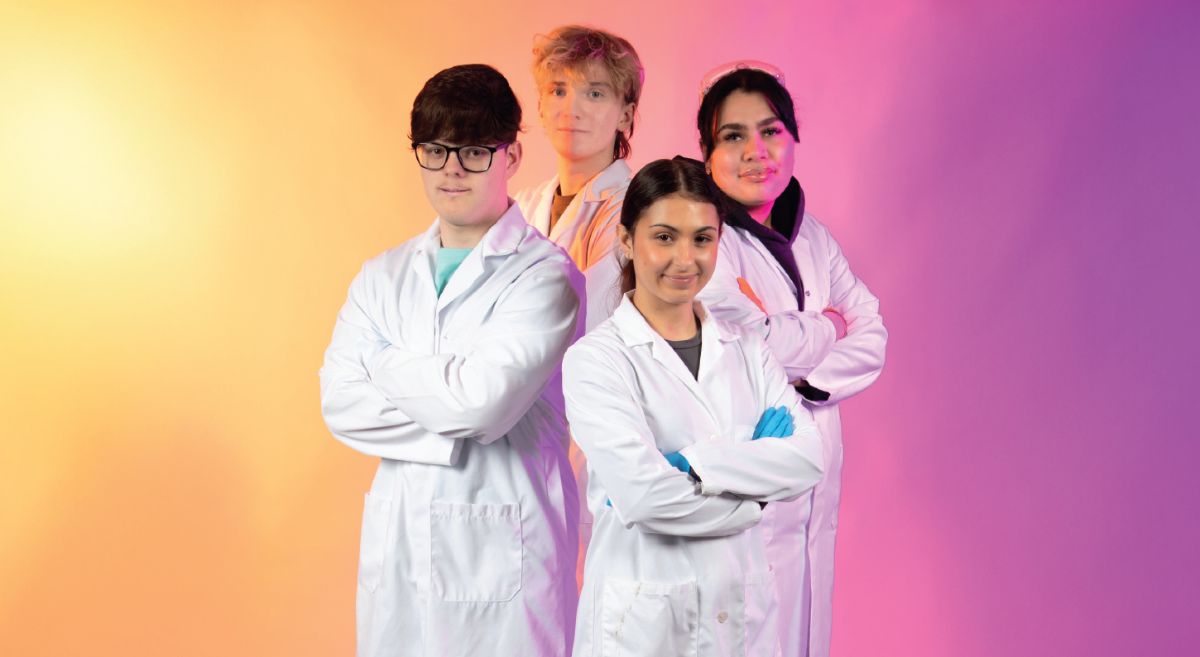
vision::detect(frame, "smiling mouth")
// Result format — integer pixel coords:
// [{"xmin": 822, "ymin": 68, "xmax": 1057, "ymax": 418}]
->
[
  {"xmin": 440, "ymin": 187, "xmax": 469, "ymax": 194},
  {"xmin": 664, "ymin": 274, "xmax": 697, "ymax": 286},
  {"xmin": 741, "ymin": 168, "xmax": 776, "ymax": 182}
]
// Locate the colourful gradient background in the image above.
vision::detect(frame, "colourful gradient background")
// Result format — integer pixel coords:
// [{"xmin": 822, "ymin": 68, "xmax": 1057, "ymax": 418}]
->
[{"xmin": 2, "ymin": 1, "xmax": 1196, "ymax": 655}]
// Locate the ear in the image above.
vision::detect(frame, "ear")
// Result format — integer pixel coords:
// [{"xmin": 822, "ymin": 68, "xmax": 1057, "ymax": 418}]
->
[
  {"xmin": 617, "ymin": 102, "xmax": 634, "ymax": 133},
  {"xmin": 617, "ymin": 223, "xmax": 633, "ymax": 258},
  {"xmin": 504, "ymin": 141, "xmax": 522, "ymax": 179}
]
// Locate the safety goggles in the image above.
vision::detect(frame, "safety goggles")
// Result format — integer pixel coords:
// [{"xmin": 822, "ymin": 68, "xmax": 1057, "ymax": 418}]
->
[{"xmin": 699, "ymin": 60, "xmax": 787, "ymax": 98}]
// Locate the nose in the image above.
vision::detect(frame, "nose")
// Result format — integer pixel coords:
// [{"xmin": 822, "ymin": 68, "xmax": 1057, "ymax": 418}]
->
[
  {"xmin": 672, "ymin": 240, "xmax": 697, "ymax": 268},
  {"xmin": 442, "ymin": 150, "xmax": 467, "ymax": 176},
  {"xmin": 743, "ymin": 132, "xmax": 767, "ymax": 161},
  {"xmin": 559, "ymin": 90, "xmax": 581, "ymax": 119}
]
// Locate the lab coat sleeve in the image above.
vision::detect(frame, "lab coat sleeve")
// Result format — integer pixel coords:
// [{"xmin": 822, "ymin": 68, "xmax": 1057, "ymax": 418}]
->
[
  {"xmin": 699, "ymin": 239, "xmax": 838, "ymax": 381},
  {"xmin": 563, "ymin": 344, "xmax": 763, "ymax": 538},
  {"xmin": 679, "ymin": 343, "xmax": 825, "ymax": 502},
  {"xmin": 801, "ymin": 224, "xmax": 888, "ymax": 405},
  {"xmin": 319, "ymin": 267, "xmax": 460, "ymax": 465},
  {"xmin": 582, "ymin": 253, "xmax": 624, "ymax": 333},
  {"xmin": 366, "ymin": 260, "xmax": 581, "ymax": 445}
]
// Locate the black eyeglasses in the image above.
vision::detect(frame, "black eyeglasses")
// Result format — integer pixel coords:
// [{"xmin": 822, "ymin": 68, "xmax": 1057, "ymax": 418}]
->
[{"xmin": 412, "ymin": 142, "xmax": 507, "ymax": 173}]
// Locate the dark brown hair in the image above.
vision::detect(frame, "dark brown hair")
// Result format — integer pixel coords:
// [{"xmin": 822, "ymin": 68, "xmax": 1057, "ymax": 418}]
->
[
  {"xmin": 696, "ymin": 68, "xmax": 799, "ymax": 160},
  {"xmin": 410, "ymin": 64, "xmax": 521, "ymax": 146}
]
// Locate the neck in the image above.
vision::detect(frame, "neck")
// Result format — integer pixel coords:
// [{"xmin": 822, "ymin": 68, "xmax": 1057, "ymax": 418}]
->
[
  {"xmin": 439, "ymin": 223, "xmax": 488, "ymax": 249},
  {"xmin": 746, "ymin": 201, "xmax": 774, "ymax": 225},
  {"xmin": 557, "ymin": 151, "xmax": 615, "ymax": 196},
  {"xmin": 630, "ymin": 291, "xmax": 698, "ymax": 341}
]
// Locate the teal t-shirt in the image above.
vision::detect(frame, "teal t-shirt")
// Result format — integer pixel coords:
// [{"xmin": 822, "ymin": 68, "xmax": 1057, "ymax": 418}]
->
[{"xmin": 435, "ymin": 247, "xmax": 473, "ymax": 296}]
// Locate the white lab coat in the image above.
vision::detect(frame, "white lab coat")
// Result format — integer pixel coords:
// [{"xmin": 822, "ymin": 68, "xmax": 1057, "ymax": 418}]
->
[
  {"xmin": 514, "ymin": 158, "xmax": 632, "ymax": 588},
  {"xmin": 514, "ymin": 158, "xmax": 631, "ymax": 332},
  {"xmin": 563, "ymin": 295, "xmax": 825, "ymax": 657},
  {"xmin": 697, "ymin": 211, "xmax": 887, "ymax": 657},
  {"xmin": 320, "ymin": 202, "xmax": 583, "ymax": 657}
]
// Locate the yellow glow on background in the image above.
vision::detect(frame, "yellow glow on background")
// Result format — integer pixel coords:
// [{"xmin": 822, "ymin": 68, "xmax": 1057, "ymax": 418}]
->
[{"xmin": 0, "ymin": 1, "xmax": 919, "ymax": 655}]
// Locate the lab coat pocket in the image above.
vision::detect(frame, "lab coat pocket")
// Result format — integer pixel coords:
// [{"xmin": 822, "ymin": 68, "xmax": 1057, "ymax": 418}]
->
[
  {"xmin": 742, "ymin": 571, "xmax": 780, "ymax": 657},
  {"xmin": 601, "ymin": 578, "xmax": 698, "ymax": 657},
  {"xmin": 358, "ymin": 492, "xmax": 392, "ymax": 593},
  {"xmin": 430, "ymin": 501, "xmax": 523, "ymax": 602}
]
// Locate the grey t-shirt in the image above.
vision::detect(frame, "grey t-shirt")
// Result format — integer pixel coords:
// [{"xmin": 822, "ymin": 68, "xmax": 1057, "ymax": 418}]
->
[{"xmin": 666, "ymin": 326, "xmax": 702, "ymax": 380}]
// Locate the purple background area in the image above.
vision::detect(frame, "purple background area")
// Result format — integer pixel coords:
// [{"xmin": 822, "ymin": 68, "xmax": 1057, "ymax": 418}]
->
[{"xmin": 813, "ymin": 3, "xmax": 1199, "ymax": 655}]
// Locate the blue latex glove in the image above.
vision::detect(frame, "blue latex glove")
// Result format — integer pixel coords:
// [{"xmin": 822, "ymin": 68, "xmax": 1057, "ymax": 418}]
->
[
  {"xmin": 752, "ymin": 407, "xmax": 780, "ymax": 439},
  {"xmin": 662, "ymin": 450, "xmax": 691, "ymax": 474},
  {"xmin": 752, "ymin": 406, "xmax": 795, "ymax": 439}
]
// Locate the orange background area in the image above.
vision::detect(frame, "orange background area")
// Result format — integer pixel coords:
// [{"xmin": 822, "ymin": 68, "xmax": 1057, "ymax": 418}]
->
[{"xmin": 4, "ymin": 2, "xmax": 892, "ymax": 653}]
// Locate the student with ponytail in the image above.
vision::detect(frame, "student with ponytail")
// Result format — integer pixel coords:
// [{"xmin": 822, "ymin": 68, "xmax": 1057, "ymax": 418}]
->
[{"xmin": 562, "ymin": 158, "xmax": 824, "ymax": 657}]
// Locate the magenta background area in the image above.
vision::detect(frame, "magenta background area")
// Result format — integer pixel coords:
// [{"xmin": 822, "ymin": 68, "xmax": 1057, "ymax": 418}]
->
[{"xmin": 810, "ymin": 2, "xmax": 1199, "ymax": 656}]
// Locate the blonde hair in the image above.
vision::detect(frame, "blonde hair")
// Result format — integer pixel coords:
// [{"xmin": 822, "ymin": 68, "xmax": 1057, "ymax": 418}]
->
[{"xmin": 532, "ymin": 25, "xmax": 644, "ymax": 160}]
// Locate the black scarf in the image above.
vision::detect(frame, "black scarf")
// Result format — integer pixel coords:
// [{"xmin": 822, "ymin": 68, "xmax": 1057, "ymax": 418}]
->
[
  {"xmin": 712, "ymin": 176, "xmax": 808, "ymax": 311},
  {"xmin": 692, "ymin": 165, "xmax": 830, "ymax": 401}
]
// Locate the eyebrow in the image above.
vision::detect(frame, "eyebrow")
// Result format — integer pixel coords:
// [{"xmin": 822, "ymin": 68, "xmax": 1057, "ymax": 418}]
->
[
  {"xmin": 716, "ymin": 116, "xmax": 783, "ymax": 133},
  {"xmin": 648, "ymin": 224, "xmax": 718, "ymax": 233},
  {"xmin": 547, "ymin": 79, "xmax": 615, "ymax": 90}
]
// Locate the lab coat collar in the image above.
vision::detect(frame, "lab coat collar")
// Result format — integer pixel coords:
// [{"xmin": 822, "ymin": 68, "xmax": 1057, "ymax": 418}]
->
[
  {"xmin": 611, "ymin": 293, "xmax": 738, "ymax": 420},
  {"xmin": 414, "ymin": 201, "xmax": 529, "ymax": 309},
  {"xmin": 718, "ymin": 176, "xmax": 808, "ymax": 310},
  {"xmin": 415, "ymin": 199, "xmax": 527, "ymax": 257},
  {"xmin": 547, "ymin": 158, "xmax": 632, "ymax": 205},
  {"xmin": 575, "ymin": 159, "xmax": 632, "ymax": 204},
  {"xmin": 612, "ymin": 293, "xmax": 740, "ymax": 349}
]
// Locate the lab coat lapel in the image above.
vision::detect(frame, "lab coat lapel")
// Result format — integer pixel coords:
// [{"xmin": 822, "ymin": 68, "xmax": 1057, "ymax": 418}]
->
[
  {"xmin": 694, "ymin": 302, "xmax": 731, "ymax": 384},
  {"xmin": 548, "ymin": 159, "xmax": 632, "ymax": 244},
  {"xmin": 546, "ymin": 183, "xmax": 577, "ymax": 244},
  {"xmin": 434, "ymin": 202, "xmax": 526, "ymax": 312},
  {"xmin": 614, "ymin": 296, "xmax": 722, "ymax": 428},
  {"xmin": 407, "ymin": 224, "xmax": 443, "ymax": 352},
  {"xmin": 791, "ymin": 232, "xmax": 819, "ymax": 309},
  {"xmin": 436, "ymin": 248, "xmax": 482, "ymax": 311},
  {"xmin": 529, "ymin": 182, "xmax": 555, "ymax": 236}
]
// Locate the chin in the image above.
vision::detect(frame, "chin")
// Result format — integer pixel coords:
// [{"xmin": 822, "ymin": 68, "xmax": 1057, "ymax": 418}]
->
[
  {"xmin": 566, "ymin": 144, "xmax": 606, "ymax": 162},
  {"xmin": 660, "ymin": 290, "xmax": 696, "ymax": 306}
]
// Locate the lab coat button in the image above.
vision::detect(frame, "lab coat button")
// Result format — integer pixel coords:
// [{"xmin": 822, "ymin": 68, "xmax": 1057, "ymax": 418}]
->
[
  {"xmin": 717, "ymin": 611, "xmax": 729, "ymax": 623},
  {"xmin": 805, "ymin": 290, "xmax": 811, "ymax": 296}
]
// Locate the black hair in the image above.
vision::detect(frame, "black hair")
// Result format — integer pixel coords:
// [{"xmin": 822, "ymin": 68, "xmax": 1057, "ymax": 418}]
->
[
  {"xmin": 410, "ymin": 64, "xmax": 521, "ymax": 146},
  {"xmin": 696, "ymin": 68, "xmax": 799, "ymax": 159},
  {"xmin": 618, "ymin": 158, "xmax": 723, "ymax": 294}
]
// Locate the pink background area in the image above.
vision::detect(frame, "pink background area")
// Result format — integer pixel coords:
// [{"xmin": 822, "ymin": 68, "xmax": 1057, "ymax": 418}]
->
[{"xmin": 1, "ymin": 1, "xmax": 1196, "ymax": 655}]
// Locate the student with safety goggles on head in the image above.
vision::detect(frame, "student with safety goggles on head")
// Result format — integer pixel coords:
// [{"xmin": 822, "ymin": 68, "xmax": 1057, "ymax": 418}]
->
[{"xmin": 693, "ymin": 61, "xmax": 889, "ymax": 657}]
